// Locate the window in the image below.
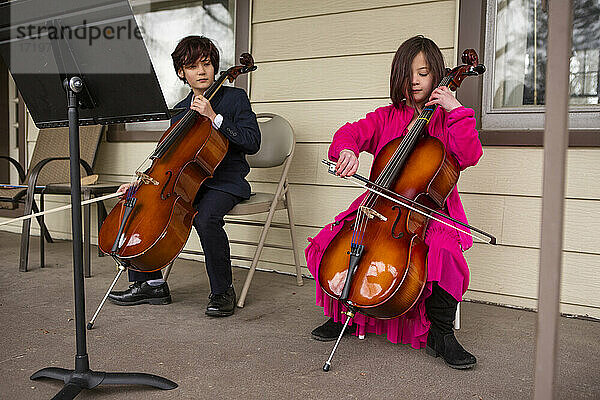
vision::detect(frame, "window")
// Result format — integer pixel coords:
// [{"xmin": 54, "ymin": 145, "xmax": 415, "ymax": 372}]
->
[
  {"xmin": 130, "ymin": 0, "xmax": 236, "ymax": 109},
  {"xmin": 570, "ymin": 48, "xmax": 599, "ymax": 104},
  {"xmin": 481, "ymin": 0, "xmax": 600, "ymax": 132},
  {"xmin": 108, "ymin": 0, "xmax": 248, "ymax": 141}
]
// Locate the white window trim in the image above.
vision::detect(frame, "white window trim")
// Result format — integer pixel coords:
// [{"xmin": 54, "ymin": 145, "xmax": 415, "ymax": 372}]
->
[{"xmin": 481, "ymin": 1, "xmax": 600, "ymax": 131}]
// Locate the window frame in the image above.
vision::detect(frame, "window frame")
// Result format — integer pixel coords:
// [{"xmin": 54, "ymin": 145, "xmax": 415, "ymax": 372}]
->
[
  {"xmin": 106, "ymin": 0, "xmax": 250, "ymax": 142},
  {"xmin": 457, "ymin": 0, "xmax": 600, "ymax": 147}
]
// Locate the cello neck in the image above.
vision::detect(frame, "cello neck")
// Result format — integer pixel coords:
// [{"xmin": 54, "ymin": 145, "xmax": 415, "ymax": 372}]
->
[
  {"xmin": 150, "ymin": 72, "xmax": 228, "ymax": 160},
  {"xmin": 204, "ymin": 70, "xmax": 230, "ymax": 101},
  {"xmin": 173, "ymin": 68, "xmax": 230, "ymax": 126},
  {"xmin": 403, "ymin": 75, "xmax": 452, "ymax": 144}
]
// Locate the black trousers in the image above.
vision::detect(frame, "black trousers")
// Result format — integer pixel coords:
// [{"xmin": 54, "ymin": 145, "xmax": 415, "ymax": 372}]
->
[{"xmin": 128, "ymin": 186, "xmax": 242, "ymax": 295}]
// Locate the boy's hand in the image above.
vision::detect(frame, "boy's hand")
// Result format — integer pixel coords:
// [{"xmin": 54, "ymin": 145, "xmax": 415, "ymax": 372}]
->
[{"xmin": 191, "ymin": 95, "xmax": 217, "ymax": 123}]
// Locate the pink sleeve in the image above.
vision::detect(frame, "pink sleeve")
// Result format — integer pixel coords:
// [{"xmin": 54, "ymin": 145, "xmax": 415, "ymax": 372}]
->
[
  {"xmin": 445, "ymin": 106, "xmax": 483, "ymax": 170},
  {"xmin": 328, "ymin": 108, "xmax": 384, "ymax": 161}
]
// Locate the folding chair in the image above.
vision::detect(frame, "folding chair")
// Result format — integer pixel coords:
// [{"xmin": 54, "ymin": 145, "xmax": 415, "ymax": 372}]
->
[
  {"xmin": 163, "ymin": 113, "xmax": 304, "ymax": 307},
  {"xmin": 231, "ymin": 113, "xmax": 303, "ymax": 307}
]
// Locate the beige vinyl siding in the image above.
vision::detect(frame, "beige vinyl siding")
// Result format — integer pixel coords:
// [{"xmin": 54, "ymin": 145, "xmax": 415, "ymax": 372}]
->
[
  {"xmin": 3, "ymin": 0, "xmax": 598, "ymax": 320},
  {"xmin": 245, "ymin": 0, "xmax": 600, "ymax": 319},
  {"xmin": 251, "ymin": 2, "xmax": 455, "ymax": 62},
  {"xmin": 252, "ymin": 0, "xmax": 444, "ymax": 23}
]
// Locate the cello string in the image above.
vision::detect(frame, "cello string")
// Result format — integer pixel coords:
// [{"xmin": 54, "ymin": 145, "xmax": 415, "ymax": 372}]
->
[
  {"xmin": 356, "ymin": 111, "xmax": 441, "ymax": 243},
  {"xmin": 133, "ymin": 87, "xmax": 208, "ymax": 190},
  {"xmin": 353, "ymin": 115, "xmax": 414, "ymax": 238},
  {"xmin": 141, "ymin": 72, "xmax": 233, "ymax": 174},
  {"xmin": 364, "ymin": 111, "xmax": 423, "ymax": 207},
  {"xmin": 374, "ymin": 76, "xmax": 449, "ymax": 192},
  {"xmin": 352, "ymin": 195, "xmax": 370, "ymax": 245},
  {"xmin": 152, "ymin": 110, "xmax": 194, "ymax": 158},
  {"xmin": 347, "ymin": 75, "xmax": 452, "ymax": 245},
  {"xmin": 379, "ymin": 79, "xmax": 447, "ymax": 188},
  {"xmin": 152, "ymin": 69, "xmax": 229, "ymax": 159}
]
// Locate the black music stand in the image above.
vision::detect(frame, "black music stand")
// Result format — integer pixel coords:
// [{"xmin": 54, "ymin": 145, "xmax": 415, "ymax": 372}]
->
[{"xmin": 0, "ymin": 1, "xmax": 177, "ymax": 398}]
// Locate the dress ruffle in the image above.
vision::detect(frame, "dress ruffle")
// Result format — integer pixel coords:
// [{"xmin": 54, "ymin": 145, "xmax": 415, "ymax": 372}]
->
[{"xmin": 424, "ymin": 220, "xmax": 470, "ymax": 302}]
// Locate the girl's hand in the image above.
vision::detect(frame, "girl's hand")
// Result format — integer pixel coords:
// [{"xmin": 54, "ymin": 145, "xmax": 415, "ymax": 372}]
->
[
  {"xmin": 336, "ymin": 149, "xmax": 359, "ymax": 177},
  {"xmin": 117, "ymin": 183, "xmax": 132, "ymax": 195},
  {"xmin": 191, "ymin": 95, "xmax": 217, "ymax": 122},
  {"xmin": 425, "ymin": 86, "xmax": 461, "ymax": 112}
]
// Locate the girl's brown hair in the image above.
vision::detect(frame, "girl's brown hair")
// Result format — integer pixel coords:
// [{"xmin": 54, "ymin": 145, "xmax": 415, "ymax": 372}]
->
[
  {"xmin": 172, "ymin": 36, "xmax": 220, "ymax": 84},
  {"xmin": 390, "ymin": 35, "xmax": 446, "ymax": 109}
]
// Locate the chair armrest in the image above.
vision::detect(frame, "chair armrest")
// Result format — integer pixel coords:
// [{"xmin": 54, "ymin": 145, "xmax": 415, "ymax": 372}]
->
[
  {"xmin": 28, "ymin": 156, "xmax": 94, "ymax": 190},
  {"xmin": 0, "ymin": 155, "xmax": 26, "ymax": 183}
]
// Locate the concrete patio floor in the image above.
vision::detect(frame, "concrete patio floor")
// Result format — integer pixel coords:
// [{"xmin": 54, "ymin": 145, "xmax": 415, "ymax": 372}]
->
[{"xmin": 0, "ymin": 230, "xmax": 598, "ymax": 399}]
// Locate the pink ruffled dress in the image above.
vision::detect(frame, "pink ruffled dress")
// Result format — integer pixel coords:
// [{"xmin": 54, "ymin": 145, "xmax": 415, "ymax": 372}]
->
[{"xmin": 305, "ymin": 103, "xmax": 483, "ymax": 349}]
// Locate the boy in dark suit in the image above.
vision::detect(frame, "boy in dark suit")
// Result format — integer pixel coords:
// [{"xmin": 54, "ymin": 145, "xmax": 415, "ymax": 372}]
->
[{"xmin": 108, "ymin": 36, "xmax": 261, "ymax": 317}]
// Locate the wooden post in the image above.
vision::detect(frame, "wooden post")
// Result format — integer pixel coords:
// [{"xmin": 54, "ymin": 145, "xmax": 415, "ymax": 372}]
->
[{"xmin": 533, "ymin": 1, "xmax": 573, "ymax": 399}]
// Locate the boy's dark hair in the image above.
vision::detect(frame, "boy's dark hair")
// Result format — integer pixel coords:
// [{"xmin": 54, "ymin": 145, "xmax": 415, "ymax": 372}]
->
[
  {"xmin": 390, "ymin": 35, "xmax": 446, "ymax": 109},
  {"xmin": 172, "ymin": 35, "xmax": 220, "ymax": 84}
]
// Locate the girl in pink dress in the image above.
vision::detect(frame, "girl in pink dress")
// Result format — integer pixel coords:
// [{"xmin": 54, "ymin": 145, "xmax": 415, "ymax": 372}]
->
[{"xmin": 305, "ymin": 36, "xmax": 483, "ymax": 369}]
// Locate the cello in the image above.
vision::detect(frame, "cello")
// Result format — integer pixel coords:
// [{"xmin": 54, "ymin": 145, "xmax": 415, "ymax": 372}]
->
[
  {"xmin": 97, "ymin": 53, "xmax": 257, "ymax": 272},
  {"xmin": 318, "ymin": 50, "xmax": 494, "ymax": 370}
]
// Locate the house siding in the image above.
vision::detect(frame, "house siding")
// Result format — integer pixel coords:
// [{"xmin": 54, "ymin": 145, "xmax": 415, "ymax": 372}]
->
[{"xmin": 2, "ymin": 0, "xmax": 598, "ymax": 319}]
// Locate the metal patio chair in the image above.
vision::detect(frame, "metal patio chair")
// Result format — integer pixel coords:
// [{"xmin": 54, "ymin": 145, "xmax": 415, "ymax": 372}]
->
[{"xmin": 0, "ymin": 125, "xmax": 108, "ymax": 272}]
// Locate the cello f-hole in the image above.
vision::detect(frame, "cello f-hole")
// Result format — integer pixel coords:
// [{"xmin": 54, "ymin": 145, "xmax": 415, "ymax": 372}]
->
[
  {"xmin": 391, "ymin": 205, "xmax": 404, "ymax": 239},
  {"xmin": 160, "ymin": 171, "xmax": 173, "ymax": 200}
]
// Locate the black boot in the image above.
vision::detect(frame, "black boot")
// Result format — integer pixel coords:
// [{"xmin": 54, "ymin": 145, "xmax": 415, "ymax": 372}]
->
[
  {"xmin": 311, "ymin": 317, "xmax": 356, "ymax": 341},
  {"xmin": 425, "ymin": 282, "xmax": 477, "ymax": 369},
  {"xmin": 108, "ymin": 281, "xmax": 172, "ymax": 306},
  {"xmin": 205, "ymin": 286, "xmax": 236, "ymax": 317}
]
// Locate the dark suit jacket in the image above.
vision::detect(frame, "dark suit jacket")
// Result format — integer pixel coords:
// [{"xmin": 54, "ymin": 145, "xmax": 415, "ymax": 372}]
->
[{"xmin": 172, "ymin": 86, "xmax": 260, "ymax": 199}]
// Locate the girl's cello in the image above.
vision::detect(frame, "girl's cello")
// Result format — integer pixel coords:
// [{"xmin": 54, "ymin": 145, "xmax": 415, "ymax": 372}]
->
[
  {"xmin": 98, "ymin": 53, "xmax": 256, "ymax": 272},
  {"xmin": 318, "ymin": 51, "xmax": 490, "ymax": 370}
]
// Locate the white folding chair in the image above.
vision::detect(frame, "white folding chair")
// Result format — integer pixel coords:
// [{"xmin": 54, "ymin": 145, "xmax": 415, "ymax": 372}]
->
[{"xmin": 230, "ymin": 113, "xmax": 303, "ymax": 307}]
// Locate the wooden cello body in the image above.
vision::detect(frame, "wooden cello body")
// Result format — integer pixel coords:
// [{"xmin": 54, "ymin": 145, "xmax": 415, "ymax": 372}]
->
[
  {"xmin": 318, "ymin": 50, "xmax": 485, "ymax": 319},
  {"xmin": 319, "ymin": 135, "xmax": 459, "ymax": 319},
  {"xmin": 98, "ymin": 117, "xmax": 228, "ymax": 271}
]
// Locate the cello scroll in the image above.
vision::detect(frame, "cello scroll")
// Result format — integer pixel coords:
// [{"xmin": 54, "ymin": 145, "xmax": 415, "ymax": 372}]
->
[
  {"xmin": 222, "ymin": 53, "xmax": 257, "ymax": 83},
  {"xmin": 446, "ymin": 49, "xmax": 486, "ymax": 91}
]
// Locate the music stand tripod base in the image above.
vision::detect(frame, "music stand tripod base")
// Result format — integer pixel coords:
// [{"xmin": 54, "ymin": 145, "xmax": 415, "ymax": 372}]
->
[{"xmin": 30, "ymin": 366, "xmax": 178, "ymax": 394}]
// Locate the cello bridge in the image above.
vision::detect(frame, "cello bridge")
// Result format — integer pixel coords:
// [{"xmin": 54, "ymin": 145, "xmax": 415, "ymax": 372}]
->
[
  {"xmin": 136, "ymin": 171, "xmax": 159, "ymax": 186},
  {"xmin": 359, "ymin": 206, "xmax": 387, "ymax": 221}
]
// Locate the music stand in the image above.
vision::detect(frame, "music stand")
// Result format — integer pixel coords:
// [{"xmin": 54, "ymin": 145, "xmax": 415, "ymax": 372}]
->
[{"xmin": 0, "ymin": 0, "xmax": 177, "ymax": 397}]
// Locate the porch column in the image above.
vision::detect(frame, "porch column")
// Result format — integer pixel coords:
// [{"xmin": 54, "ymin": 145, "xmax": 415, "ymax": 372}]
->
[{"xmin": 533, "ymin": 1, "xmax": 573, "ymax": 399}]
